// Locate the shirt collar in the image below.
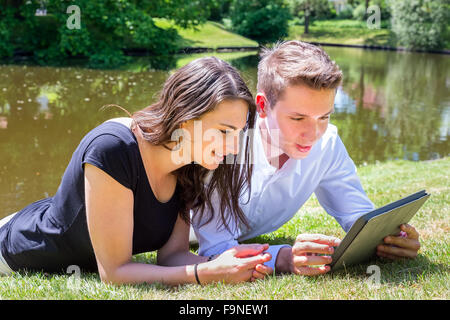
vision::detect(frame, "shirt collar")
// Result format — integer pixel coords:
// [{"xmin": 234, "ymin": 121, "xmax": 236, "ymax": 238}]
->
[{"xmin": 253, "ymin": 116, "xmax": 301, "ymax": 176}]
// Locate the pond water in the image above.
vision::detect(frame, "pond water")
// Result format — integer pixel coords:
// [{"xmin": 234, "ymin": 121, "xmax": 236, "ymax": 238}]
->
[{"xmin": 0, "ymin": 47, "xmax": 448, "ymax": 217}]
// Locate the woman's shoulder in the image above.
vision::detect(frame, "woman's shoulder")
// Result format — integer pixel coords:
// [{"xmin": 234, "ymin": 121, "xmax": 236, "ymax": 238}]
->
[
  {"xmin": 81, "ymin": 118, "xmax": 140, "ymax": 190},
  {"xmin": 104, "ymin": 117, "xmax": 133, "ymax": 129},
  {"xmin": 84, "ymin": 118, "xmax": 136, "ymax": 148}
]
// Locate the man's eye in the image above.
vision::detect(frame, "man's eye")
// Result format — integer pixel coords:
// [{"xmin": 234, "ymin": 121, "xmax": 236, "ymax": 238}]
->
[
  {"xmin": 291, "ymin": 118, "xmax": 304, "ymax": 121},
  {"xmin": 321, "ymin": 116, "xmax": 330, "ymax": 120}
]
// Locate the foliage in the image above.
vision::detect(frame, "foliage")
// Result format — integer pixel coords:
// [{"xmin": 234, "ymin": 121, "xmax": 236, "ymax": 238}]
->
[
  {"xmin": 388, "ymin": 0, "xmax": 449, "ymax": 50},
  {"xmin": 288, "ymin": 0, "xmax": 334, "ymax": 34},
  {"xmin": 229, "ymin": 0, "xmax": 291, "ymax": 44},
  {"xmin": 0, "ymin": 0, "xmax": 213, "ymax": 69},
  {"xmin": 352, "ymin": 3, "xmax": 367, "ymax": 21},
  {"xmin": 289, "ymin": 0, "xmax": 335, "ymax": 19},
  {"xmin": 337, "ymin": 3, "xmax": 356, "ymax": 19},
  {"xmin": 208, "ymin": 0, "xmax": 233, "ymax": 22},
  {"xmin": 136, "ymin": 0, "xmax": 213, "ymax": 28}
]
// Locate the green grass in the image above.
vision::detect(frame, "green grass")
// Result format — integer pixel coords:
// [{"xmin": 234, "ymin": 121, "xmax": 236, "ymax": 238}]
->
[
  {"xmin": 154, "ymin": 19, "xmax": 258, "ymax": 49},
  {"xmin": 289, "ymin": 19, "xmax": 395, "ymax": 47},
  {"xmin": 172, "ymin": 51, "xmax": 257, "ymax": 69},
  {"xmin": 289, "ymin": 19, "xmax": 450, "ymax": 50},
  {"xmin": 1, "ymin": 157, "xmax": 449, "ymax": 299}
]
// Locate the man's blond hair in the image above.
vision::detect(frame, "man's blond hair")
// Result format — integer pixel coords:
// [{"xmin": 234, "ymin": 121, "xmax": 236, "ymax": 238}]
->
[{"xmin": 257, "ymin": 40, "xmax": 343, "ymax": 106}]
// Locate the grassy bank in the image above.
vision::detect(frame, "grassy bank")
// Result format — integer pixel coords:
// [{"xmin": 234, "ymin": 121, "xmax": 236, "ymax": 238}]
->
[
  {"xmin": 154, "ymin": 19, "xmax": 258, "ymax": 49},
  {"xmin": 289, "ymin": 20, "xmax": 394, "ymax": 47},
  {"xmin": 0, "ymin": 157, "xmax": 448, "ymax": 299},
  {"xmin": 289, "ymin": 19, "xmax": 450, "ymax": 50},
  {"xmin": 158, "ymin": 19, "xmax": 449, "ymax": 51}
]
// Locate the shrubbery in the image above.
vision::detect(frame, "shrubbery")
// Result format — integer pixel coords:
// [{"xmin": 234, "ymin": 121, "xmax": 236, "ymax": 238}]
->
[
  {"xmin": 229, "ymin": 0, "xmax": 291, "ymax": 44},
  {"xmin": 0, "ymin": 0, "xmax": 213, "ymax": 68},
  {"xmin": 389, "ymin": 0, "xmax": 449, "ymax": 50}
]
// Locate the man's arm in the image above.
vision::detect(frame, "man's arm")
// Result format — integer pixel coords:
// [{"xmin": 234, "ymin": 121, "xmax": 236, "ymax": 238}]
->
[
  {"xmin": 314, "ymin": 135, "xmax": 421, "ymax": 260},
  {"xmin": 314, "ymin": 135, "xmax": 375, "ymax": 232},
  {"xmin": 272, "ymin": 134, "xmax": 372, "ymax": 276}
]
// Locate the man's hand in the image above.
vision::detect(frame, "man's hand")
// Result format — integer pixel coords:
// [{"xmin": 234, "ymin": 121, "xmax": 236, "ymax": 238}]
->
[
  {"xmin": 276, "ymin": 234, "xmax": 341, "ymax": 276},
  {"xmin": 377, "ymin": 224, "xmax": 421, "ymax": 260}
]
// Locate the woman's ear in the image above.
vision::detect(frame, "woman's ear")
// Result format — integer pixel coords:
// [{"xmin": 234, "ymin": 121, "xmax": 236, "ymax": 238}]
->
[{"xmin": 255, "ymin": 93, "xmax": 268, "ymax": 118}]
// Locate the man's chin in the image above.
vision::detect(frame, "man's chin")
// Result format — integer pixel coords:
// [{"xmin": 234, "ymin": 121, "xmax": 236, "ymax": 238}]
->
[{"xmin": 285, "ymin": 149, "xmax": 311, "ymax": 160}]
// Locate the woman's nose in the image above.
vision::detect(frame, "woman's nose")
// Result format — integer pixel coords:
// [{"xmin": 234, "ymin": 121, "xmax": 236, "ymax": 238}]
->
[{"xmin": 225, "ymin": 135, "xmax": 240, "ymax": 155}]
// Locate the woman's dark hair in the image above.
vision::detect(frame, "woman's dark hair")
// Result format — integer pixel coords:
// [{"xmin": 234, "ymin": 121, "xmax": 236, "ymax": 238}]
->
[{"xmin": 131, "ymin": 57, "xmax": 256, "ymax": 232}]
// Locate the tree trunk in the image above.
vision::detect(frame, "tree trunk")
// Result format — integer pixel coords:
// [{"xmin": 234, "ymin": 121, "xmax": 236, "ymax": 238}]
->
[
  {"xmin": 365, "ymin": 0, "xmax": 370, "ymax": 19},
  {"xmin": 304, "ymin": 11, "xmax": 310, "ymax": 34}
]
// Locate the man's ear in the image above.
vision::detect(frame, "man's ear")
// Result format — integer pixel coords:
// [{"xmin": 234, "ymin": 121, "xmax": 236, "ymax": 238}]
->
[{"xmin": 255, "ymin": 93, "xmax": 268, "ymax": 118}]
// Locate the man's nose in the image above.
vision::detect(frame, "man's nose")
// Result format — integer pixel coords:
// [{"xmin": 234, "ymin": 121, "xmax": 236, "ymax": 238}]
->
[{"xmin": 300, "ymin": 120, "xmax": 320, "ymax": 142}]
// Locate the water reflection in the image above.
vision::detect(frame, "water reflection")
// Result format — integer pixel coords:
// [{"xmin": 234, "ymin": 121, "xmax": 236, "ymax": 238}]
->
[
  {"xmin": 0, "ymin": 48, "xmax": 448, "ymax": 217},
  {"xmin": 326, "ymin": 47, "xmax": 449, "ymax": 164}
]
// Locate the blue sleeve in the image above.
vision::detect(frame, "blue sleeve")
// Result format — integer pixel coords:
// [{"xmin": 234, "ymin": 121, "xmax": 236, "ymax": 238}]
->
[
  {"xmin": 315, "ymin": 135, "xmax": 375, "ymax": 232},
  {"xmin": 82, "ymin": 134, "xmax": 136, "ymax": 191}
]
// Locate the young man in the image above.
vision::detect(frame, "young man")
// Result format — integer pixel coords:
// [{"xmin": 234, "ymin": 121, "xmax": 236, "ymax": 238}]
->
[{"xmin": 191, "ymin": 41, "xmax": 421, "ymax": 277}]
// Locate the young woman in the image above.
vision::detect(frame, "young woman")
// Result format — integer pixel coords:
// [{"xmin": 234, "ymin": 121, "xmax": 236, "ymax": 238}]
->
[{"xmin": 0, "ymin": 57, "xmax": 271, "ymax": 285}]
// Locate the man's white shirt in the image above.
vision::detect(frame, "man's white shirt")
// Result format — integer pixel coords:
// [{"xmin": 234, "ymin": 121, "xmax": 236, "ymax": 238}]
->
[{"xmin": 191, "ymin": 118, "xmax": 376, "ymax": 270}]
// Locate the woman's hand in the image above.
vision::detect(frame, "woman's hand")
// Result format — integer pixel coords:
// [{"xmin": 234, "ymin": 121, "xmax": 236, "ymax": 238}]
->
[{"xmin": 196, "ymin": 244, "xmax": 271, "ymax": 284}]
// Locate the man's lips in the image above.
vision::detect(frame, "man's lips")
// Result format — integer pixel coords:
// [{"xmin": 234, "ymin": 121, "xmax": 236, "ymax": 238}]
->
[{"xmin": 295, "ymin": 144, "xmax": 312, "ymax": 153}]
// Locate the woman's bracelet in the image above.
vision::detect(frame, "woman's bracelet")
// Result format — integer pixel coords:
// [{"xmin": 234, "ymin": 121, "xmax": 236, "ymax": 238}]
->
[{"xmin": 194, "ymin": 263, "xmax": 201, "ymax": 285}]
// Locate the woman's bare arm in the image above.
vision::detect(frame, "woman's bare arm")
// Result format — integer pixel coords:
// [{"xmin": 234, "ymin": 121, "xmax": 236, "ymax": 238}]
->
[
  {"xmin": 84, "ymin": 163, "xmax": 271, "ymax": 286},
  {"xmin": 84, "ymin": 163, "xmax": 198, "ymax": 286}
]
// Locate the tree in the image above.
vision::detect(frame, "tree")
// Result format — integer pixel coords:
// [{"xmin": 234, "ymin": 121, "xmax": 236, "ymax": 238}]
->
[
  {"xmin": 289, "ymin": 0, "xmax": 331, "ymax": 34},
  {"xmin": 0, "ymin": 0, "xmax": 214, "ymax": 68},
  {"xmin": 229, "ymin": 0, "xmax": 291, "ymax": 44},
  {"xmin": 388, "ymin": 0, "xmax": 449, "ymax": 50}
]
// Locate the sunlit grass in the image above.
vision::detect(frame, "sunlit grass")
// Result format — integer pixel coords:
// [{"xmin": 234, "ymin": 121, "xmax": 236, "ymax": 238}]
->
[
  {"xmin": 154, "ymin": 19, "xmax": 258, "ymax": 49},
  {"xmin": 0, "ymin": 157, "xmax": 448, "ymax": 299},
  {"xmin": 289, "ymin": 19, "xmax": 394, "ymax": 47}
]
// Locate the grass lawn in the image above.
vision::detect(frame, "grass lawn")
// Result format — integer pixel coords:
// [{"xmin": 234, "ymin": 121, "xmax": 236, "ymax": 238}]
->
[
  {"xmin": 0, "ymin": 157, "xmax": 448, "ymax": 299},
  {"xmin": 289, "ymin": 19, "xmax": 394, "ymax": 47},
  {"xmin": 154, "ymin": 19, "xmax": 258, "ymax": 49},
  {"xmin": 289, "ymin": 19, "xmax": 450, "ymax": 50}
]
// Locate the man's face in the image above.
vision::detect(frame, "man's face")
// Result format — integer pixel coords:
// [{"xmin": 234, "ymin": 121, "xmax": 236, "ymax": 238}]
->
[{"xmin": 258, "ymin": 84, "xmax": 336, "ymax": 160}]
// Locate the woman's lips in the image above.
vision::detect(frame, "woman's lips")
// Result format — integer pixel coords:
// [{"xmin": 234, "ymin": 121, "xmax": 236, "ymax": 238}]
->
[{"xmin": 296, "ymin": 144, "xmax": 312, "ymax": 153}]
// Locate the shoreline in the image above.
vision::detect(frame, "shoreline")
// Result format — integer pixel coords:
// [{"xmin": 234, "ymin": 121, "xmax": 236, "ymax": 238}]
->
[
  {"xmin": 126, "ymin": 43, "xmax": 450, "ymax": 55},
  {"xmin": 304, "ymin": 41, "xmax": 450, "ymax": 55},
  {"xmin": 9, "ymin": 42, "xmax": 450, "ymax": 60}
]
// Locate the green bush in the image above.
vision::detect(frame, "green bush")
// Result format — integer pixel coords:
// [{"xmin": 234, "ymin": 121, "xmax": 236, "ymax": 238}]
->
[
  {"xmin": 0, "ymin": 0, "xmax": 212, "ymax": 69},
  {"xmin": 389, "ymin": 0, "xmax": 449, "ymax": 50},
  {"xmin": 337, "ymin": 4, "xmax": 355, "ymax": 19},
  {"xmin": 0, "ymin": 8, "xmax": 14, "ymax": 58},
  {"xmin": 353, "ymin": 3, "xmax": 366, "ymax": 21},
  {"xmin": 229, "ymin": 0, "xmax": 291, "ymax": 44}
]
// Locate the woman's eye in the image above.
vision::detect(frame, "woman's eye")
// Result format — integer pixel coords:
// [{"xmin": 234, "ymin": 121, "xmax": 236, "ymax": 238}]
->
[
  {"xmin": 220, "ymin": 129, "xmax": 234, "ymax": 136},
  {"xmin": 291, "ymin": 118, "xmax": 304, "ymax": 121}
]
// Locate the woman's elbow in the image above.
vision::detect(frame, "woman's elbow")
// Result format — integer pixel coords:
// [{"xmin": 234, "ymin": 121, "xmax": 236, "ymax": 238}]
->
[{"xmin": 98, "ymin": 266, "xmax": 126, "ymax": 286}]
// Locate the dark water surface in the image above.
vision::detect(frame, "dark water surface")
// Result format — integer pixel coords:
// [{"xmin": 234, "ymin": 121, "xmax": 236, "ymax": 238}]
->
[{"xmin": 0, "ymin": 48, "xmax": 448, "ymax": 217}]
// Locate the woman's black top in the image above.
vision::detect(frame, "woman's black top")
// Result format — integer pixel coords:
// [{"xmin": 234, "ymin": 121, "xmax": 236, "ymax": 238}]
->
[{"xmin": 0, "ymin": 121, "xmax": 181, "ymax": 273}]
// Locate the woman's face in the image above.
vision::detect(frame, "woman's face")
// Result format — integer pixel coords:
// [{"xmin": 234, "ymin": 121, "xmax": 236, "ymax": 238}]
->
[{"xmin": 174, "ymin": 99, "xmax": 249, "ymax": 170}]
